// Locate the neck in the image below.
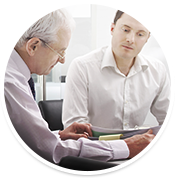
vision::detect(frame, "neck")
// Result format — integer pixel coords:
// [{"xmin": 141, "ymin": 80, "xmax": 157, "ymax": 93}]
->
[
  {"xmin": 114, "ymin": 55, "xmax": 135, "ymax": 76},
  {"xmin": 14, "ymin": 46, "xmax": 32, "ymax": 74}
]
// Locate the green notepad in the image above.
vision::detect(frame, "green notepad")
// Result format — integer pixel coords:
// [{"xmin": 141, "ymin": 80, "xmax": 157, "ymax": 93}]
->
[{"xmin": 92, "ymin": 130, "xmax": 117, "ymax": 137}]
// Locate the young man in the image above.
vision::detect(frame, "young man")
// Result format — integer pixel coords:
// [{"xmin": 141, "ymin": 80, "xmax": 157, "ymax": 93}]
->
[
  {"xmin": 4, "ymin": 9, "xmax": 155, "ymax": 165},
  {"xmin": 63, "ymin": 10, "xmax": 170, "ymax": 130}
]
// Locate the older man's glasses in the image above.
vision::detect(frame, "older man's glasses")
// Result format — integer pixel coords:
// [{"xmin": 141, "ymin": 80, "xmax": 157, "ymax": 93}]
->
[{"xmin": 40, "ymin": 39, "xmax": 65, "ymax": 60}]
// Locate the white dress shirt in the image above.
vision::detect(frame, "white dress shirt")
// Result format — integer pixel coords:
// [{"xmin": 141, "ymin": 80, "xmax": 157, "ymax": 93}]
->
[
  {"xmin": 63, "ymin": 46, "xmax": 170, "ymax": 129},
  {"xmin": 4, "ymin": 49, "xmax": 129, "ymax": 164}
]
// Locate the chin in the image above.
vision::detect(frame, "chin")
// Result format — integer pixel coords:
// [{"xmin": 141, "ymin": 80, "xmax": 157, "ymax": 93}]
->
[
  {"xmin": 119, "ymin": 52, "xmax": 135, "ymax": 60},
  {"xmin": 43, "ymin": 70, "xmax": 51, "ymax": 75},
  {"xmin": 46, "ymin": 72, "xmax": 51, "ymax": 75}
]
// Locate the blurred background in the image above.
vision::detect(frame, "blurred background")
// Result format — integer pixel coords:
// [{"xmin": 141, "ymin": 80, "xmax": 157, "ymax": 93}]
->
[{"xmin": 31, "ymin": 4, "xmax": 169, "ymax": 126}]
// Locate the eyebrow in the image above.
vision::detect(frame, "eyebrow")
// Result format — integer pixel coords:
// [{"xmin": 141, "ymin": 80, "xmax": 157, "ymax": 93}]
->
[{"xmin": 123, "ymin": 24, "xmax": 131, "ymax": 29}]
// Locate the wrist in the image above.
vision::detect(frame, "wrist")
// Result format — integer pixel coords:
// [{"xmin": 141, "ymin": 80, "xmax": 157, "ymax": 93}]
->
[{"xmin": 59, "ymin": 130, "xmax": 63, "ymax": 138}]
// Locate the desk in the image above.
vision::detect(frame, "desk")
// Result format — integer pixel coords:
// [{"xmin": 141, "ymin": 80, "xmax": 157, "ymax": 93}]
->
[
  {"xmin": 110, "ymin": 158, "xmax": 160, "ymax": 169},
  {"xmin": 108, "ymin": 158, "xmax": 130, "ymax": 165}
]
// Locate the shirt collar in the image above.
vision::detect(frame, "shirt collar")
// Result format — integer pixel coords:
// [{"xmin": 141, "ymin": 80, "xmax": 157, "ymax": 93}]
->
[
  {"xmin": 11, "ymin": 49, "xmax": 31, "ymax": 81},
  {"xmin": 101, "ymin": 46, "xmax": 117, "ymax": 70},
  {"xmin": 101, "ymin": 46, "xmax": 148, "ymax": 72},
  {"xmin": 134, "ymin": 54, "xmax": 148, "ymax": 72}
]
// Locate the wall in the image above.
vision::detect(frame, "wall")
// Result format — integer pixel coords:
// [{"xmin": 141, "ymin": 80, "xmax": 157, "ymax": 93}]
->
[{"xmin": 36, "ymin": 4, "xmax": 169, "ymax": 126}]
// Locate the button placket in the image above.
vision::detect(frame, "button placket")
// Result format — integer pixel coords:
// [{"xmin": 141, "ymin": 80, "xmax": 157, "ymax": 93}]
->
[{"xmin": 123, "ymin": 78, "xmax": 130, "ymax": 129}]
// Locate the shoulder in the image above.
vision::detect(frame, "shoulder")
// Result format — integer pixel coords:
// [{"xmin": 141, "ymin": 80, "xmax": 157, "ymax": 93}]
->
[
  {"xmin": 5, "ymin": 55, "xmax": 28, "ymax": 91},
  {"xmin": 139, "ymin": 54, "xmax": 167, "ymax": 72},
  {"xmin": 138, "ymin": 54, "xmax": 170, "ymax": 86},
  {"xmin": 71, "ymin": 46, "xmax": 107, "ymax": 67},
  {"xmin": 6, "ymin": 60, "xmax": 21, "ymax": 81}
]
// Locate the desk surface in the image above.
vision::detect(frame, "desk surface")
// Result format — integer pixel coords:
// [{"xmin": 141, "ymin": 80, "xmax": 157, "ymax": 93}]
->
[{"xmin": 110, "ymin": 158, "xmax": 160, "ymax": 169}]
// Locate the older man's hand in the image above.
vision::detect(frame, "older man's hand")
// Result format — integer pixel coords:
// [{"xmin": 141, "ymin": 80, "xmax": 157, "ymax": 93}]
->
[
  {"xmin": 59, "ymin": 122, "xmax": 92, "ymax": 140},
  {"xmin": 124, "ymin": 129, "xmax": 155, "ymax": 158}
]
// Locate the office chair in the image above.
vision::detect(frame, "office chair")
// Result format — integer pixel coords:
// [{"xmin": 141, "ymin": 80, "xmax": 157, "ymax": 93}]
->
[
  {"xmin": 59, "ymin": 75, "xmax": 66, "ymax": 83},
  {"xmin": 38, "ymin": 99, "xmax": 64, "ymax": 131}
]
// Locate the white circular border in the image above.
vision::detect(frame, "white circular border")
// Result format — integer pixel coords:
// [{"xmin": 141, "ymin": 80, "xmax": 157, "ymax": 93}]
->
[{"xmin": 1, "ymin": 2, "xmax": 175, "ymax": 175}]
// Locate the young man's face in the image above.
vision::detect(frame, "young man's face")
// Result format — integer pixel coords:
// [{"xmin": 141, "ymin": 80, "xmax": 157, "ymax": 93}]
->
[{"xmin": 111, "ymin": 13, "xmax": 150, "ymax": 61}]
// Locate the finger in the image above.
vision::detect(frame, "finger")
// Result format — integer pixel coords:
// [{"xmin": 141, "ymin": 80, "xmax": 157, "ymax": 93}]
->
[
  {"xmin": 84, "ymin": 124, "xmax": 93, "ymax": 137},
  {"xmin": 86, "ymin": 123, "xmax": 92, "ymax": 127},
  {"xmin": 84, "ymin": 132, "xmax": 89, "ymax": 137},
  {"xmin": 70, "ymin": 133, "xmax": 89, "ymax": 140},
  {"xmin": 146, "ymin": 129, "xmax": 153, "ymax": 134},
  {"xmin": 76, "ymin": 123, "xmax": 93, "ymax": 137}
]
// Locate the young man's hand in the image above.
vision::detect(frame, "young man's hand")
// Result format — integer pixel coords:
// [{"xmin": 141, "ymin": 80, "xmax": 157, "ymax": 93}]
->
[
  {"xmin": 59, "ymin": 122, "xmax": 92, "ymax": 140},
  {"xmin": 124, "ymin": 129, "xmax": 155, "ymax": 158}
]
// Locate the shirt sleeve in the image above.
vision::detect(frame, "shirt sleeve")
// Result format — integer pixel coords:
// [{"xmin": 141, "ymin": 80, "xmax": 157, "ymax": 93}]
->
[
  {"xmin": 4, "ymin": 76, "xmax": 129, "ymax": 164},
  {"xmin": 78, "ymin": 138, "xmax": 129, "ymax": 161},
  {"xmin": 52, "ymin": 130, "xmax": 60, "ymax": 138},
  {"xmin": 151, "ymin": 64, "xmax": 171, "ymax": 124},
  {"xmin": 62, "ymin": 59, "xmax": 89, "ymax": 128}
]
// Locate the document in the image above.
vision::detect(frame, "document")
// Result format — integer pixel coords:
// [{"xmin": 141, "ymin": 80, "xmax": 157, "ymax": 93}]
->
[
  {"xmin": 89, "ymin": 125, "xmax": 161, "ymax": 158},
  {"xmin": 90, "ymin": 125, "xmax": 161, "ymax": 140}
]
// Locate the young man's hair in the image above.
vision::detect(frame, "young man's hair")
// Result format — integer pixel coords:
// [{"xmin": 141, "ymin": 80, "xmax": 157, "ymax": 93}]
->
[{"xmin": 114, "ymin": 3, "xmax": 153, "ymax": 27}]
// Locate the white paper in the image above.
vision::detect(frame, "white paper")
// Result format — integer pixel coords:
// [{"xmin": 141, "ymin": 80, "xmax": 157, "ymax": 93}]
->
[{"xmin": 91, "ymin": 125, "xmax": 161, "ymax": 138}]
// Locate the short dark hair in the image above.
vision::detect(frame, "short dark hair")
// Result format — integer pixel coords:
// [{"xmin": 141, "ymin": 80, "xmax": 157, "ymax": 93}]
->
[{"xmin": 114, "ymin": 3, "xmax": 153, "ymax": 27}]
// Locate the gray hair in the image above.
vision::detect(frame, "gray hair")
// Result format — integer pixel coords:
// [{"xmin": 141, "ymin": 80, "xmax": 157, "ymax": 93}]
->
[{"xmin": 16, "ymin": 9, "xmax": 75, "ymax": 48}]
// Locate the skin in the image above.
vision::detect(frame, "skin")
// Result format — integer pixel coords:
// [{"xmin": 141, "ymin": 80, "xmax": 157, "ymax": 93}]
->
[
  {"xmin": 111, "ymin": 13, "xmax": 150, "ymax": 76},
  {"xmin": 59, "ymin": 122, "xmax": 92, "ymax": 140},
  {"xmin": 124, "ymin": 129, "xmax": 155, "ymax": 158},
  {"xmin": 15, "ymin": 28, "xmax": 71, "ymax": 75}
]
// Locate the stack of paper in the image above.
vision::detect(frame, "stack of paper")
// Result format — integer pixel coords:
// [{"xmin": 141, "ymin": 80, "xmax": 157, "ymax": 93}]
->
[
  {"xmin": 89, "ymin": 126, "xmax": 161, "ymax": 158},
  {"xmin": 90, "ymin": 125, "xmax": 161, "ymax": 140}
]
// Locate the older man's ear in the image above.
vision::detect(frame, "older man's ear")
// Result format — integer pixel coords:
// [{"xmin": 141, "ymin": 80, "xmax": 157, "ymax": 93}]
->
[{"xmin": 26, "ymin": 37, "xmax": 41, "ymax": 56}]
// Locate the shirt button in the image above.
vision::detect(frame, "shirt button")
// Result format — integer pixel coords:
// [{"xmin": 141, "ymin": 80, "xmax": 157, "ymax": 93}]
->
[{"xmin": 125, "ymin": 101, "xmax": 128, "ymax": 104}]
